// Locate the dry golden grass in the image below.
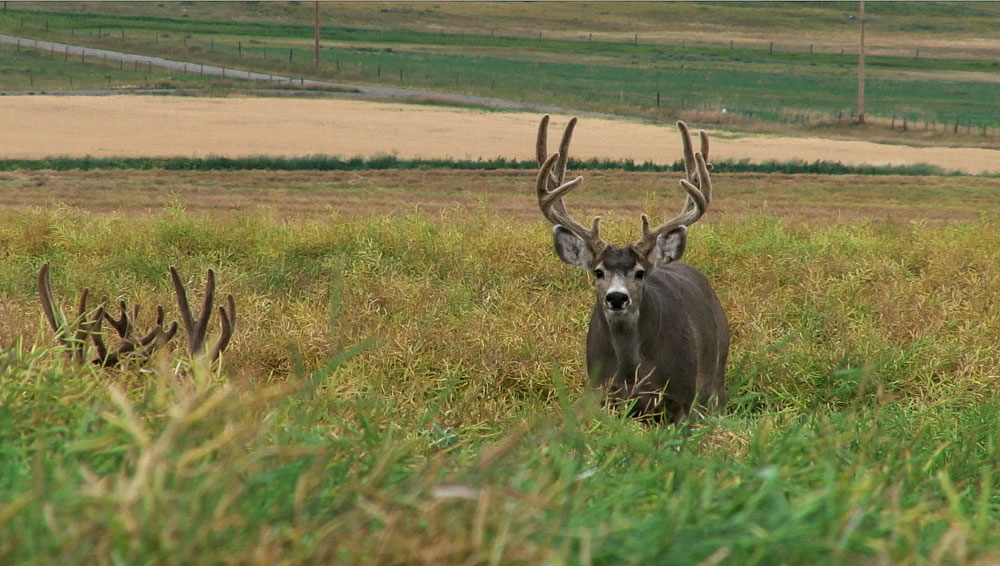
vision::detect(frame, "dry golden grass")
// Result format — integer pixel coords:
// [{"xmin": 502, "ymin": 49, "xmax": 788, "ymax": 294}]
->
[
  {"xmin": 0, "ymin": 168, "xmax": 996, "ymax": 223},
  {"xmin": 2, "ymin": 96, "xmax": 998, "ymax": 173},
  {"xmin": 2, "ymin": 168, "xmax": 999, "ymax": 403}
]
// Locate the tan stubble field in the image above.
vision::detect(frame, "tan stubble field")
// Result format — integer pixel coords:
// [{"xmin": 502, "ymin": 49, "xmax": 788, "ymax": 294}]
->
[{"xmin": 3, "ymin": 95, "xmax": 999, "ymax": 174}]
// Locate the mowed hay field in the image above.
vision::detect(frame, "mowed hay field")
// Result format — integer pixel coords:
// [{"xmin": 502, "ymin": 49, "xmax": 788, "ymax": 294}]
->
[
  {"xmin": 5, "ymin": 150, "xmax": 1000, "ymax": 562},
  {"xmin": 2, "ymin": 96, "xmax": 1000, "ymax": 173}
]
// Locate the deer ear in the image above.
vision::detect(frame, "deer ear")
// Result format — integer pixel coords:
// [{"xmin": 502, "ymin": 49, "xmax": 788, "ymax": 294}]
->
[
  {"xmin": 553, "ymin": 225, "xmax": 593, "ymax": 269},
  {"xmin": 647, "ymin": 226, "xmax": 687, "ymax": 267}
]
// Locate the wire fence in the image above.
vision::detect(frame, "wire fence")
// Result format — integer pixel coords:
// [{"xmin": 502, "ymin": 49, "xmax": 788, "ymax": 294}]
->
[{"xmin": 1, "ymin": 22, "xmax": 997, "ymax": 137}]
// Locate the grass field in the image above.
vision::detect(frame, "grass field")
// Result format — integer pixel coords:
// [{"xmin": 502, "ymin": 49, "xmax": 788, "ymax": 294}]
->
[
  {"xmin": 8, "ymin": 1, "xmax": 1000, "ymax": 57},
  {"xmin": 1, "ymin": 3, "xmax": 998, "ymax": 140},
  {"xmin": 2, "ymin": 168, "xmax": 1000, "ymax": 563},
  {"xmin": 2, "ymin": 3, "xmax": 999, "ymax": 563}
]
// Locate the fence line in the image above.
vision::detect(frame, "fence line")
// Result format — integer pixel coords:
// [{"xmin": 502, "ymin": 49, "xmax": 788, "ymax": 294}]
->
[{"xmin": 0, "ymin": 31, "xmax": 995, "ymax": 136}]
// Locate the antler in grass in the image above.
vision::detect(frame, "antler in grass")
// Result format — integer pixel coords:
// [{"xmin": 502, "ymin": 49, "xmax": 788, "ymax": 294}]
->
[
  {"xmin": 38, "ymin": 262, "xmax": 102, "ymax": 365},
  {"xmin": 169, "ymin": 266, "xmax": 236, "ymax": 361},
  {"xmin": 94, "ymin": 301, "xmax": 179, "ymax": 367}
]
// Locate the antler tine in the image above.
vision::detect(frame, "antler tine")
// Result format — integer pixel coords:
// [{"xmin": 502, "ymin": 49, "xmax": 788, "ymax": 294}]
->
[
  {"xmin": 170, "ymin": 266, "xmax": 233, "ymax": 361},
  {"xmin": 535, "ymin": 113, "xmax": 551, "ymax": 165},
  {"xmin": 137, "ymin": 305, "xmax": 167, "ymax": 347},
  {"xmin": 93, "ymin": 303, "xmax": 136, "ymax": 367},
  {"xmin": 38, "ymin": 262, "xmax": 65, "ymax": 339},
  {"xmin": 139, "ymin": 321, "xmax": 179, "ymax": 359},
  {"xmin": 103, "ymin": 300, "xmax": 131, "ymax": 338},
  {"xmin": 102, "ymin": 300, "xmax": 143, "ymax": 360},
  {"xmin": 553, "ymin": 116, "xmax": 577, "ymax": 189},
  {"xmin": 88, "ymin": 306, "xmax": 113, "ymax": 366},
  {"xmin": 70, "ymin": 289, "xmax": 94, "ymax": 365},
  {"xmin": 536, "ymin": 154, "xmax": 583, "ymax": 211},
  {"xmin": 691, "ymin": 149, "xmax": 712, "ymax": 209},
  {"xmin": 136, "ymin": 305, "xmax": 179, "ymax": 359},
  {"xmin": 676, "ymin": 120, "xmax": 713, "ymax": 191},
  {"xmin": 633, "ymin": 123, "xmax": 714, "ymax": 256},
  {"xmin": 170, "ymin": 266, "xmax": 195, "ymax": 351},
  {"xmin": 39, "ymin": 263, "xmax": 97, "ymax": 363},
  {"xmin": 536, "ymin": 152, "xmax": 606, "ymax": 254},
  {"xmin": 536, "ymin": 114, "xmax": 580, "ymax": 220},
  {"xmin": 171, "ymin": 266, "xmax": 215, "ymax": 356},
  {"xmin": 195, "ymin": 268, "xmax": 215, "ymax": 350},
  {"xmin": 677, "ymin": 120, "xmax": 698, "ymax": 184},
  {"xmin": 699, "ymin": 129, "xmax": 711, "ymax": 169},
  {"xmin": 536, "ymin": 114, "xmax": 577, "ymax": 185},
  {"xmin": 97, "ymin": 300, "xmax": 180, "ymax": 365},
  {"xmin": 207, "ymin": 294, "xmax": 236, "ymax": 362}
]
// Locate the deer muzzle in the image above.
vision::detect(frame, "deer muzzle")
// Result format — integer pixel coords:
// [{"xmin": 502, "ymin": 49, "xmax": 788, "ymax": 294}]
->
[{"xmin": 605, "ymin": 291, "xmax": 631, "ymax": 311}]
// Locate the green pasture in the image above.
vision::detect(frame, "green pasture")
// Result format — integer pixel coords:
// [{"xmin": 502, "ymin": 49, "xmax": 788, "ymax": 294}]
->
[
  {"xmin": 7, "ymin": 2, "xmax": 1000, "ymax": 46},
  {"xmin": 0, "ymin": 41, "xmax": 224, "ymax": 91},
  {"xmin": 2, "ymin": 169, "xmax": 1000, "ymax": 562},
  {"xmin": 1, "ymin": 4, "xmax": 998, "ymax": 133}
]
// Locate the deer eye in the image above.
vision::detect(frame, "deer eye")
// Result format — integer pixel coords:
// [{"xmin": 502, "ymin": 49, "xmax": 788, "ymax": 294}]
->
[
  {"xmin": 593, "ymin": 269, "xmax": 605, "ymax": 279},
  {"xmin": 635, "ymin": 269, "xmax": 646, "ymax": 281}
]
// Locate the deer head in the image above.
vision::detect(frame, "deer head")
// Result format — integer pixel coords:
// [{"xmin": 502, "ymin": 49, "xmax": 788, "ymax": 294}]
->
[{"xmin": 536, "ymin": 115, "xmax": 713, "ymax": 322}]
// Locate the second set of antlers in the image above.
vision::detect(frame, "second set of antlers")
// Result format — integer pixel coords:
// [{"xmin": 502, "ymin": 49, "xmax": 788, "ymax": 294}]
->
[{"xmin": 38, "ymin": 263, "xmax": 236, "ymax": 367}]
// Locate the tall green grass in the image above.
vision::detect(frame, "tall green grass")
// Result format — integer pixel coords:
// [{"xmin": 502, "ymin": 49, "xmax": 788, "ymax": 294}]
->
[{"xmin": 2, "ymin": 207, "xmax": 1000, "ymax": 563}]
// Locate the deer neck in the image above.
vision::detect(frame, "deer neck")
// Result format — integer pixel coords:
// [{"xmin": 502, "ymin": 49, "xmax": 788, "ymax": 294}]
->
[{"xmin": 604, "ymin": 302, "xmax": 647, "ymax": 377}]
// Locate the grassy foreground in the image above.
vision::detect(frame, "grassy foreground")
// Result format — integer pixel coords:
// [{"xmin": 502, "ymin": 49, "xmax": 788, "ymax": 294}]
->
[{"xmin": 2, "ymin": 205, "xmax": 1000, "ymax": 564}]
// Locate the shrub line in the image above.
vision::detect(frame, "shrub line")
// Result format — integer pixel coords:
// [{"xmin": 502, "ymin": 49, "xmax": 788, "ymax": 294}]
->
[{"xmin": 0, "ymin": 155, "xmax": 979, "ymax": 176}]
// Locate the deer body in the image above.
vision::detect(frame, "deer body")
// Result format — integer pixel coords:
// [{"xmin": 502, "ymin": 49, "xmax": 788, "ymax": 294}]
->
[
  {"xmin": 536, "ymin": 115, "xmax": 729, "ymax": 422},
  {"xmin": 585, "ymin": 260, "xmax": 729, "ymax": 420}
]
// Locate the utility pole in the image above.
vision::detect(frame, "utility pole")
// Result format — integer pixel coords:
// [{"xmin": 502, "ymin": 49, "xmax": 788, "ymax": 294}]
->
[
  {"xmin": 857, "ymin": 0, "xmax": 866, "ymax": 124},
  {"xmin": 313, "ymin": 1, "xmax": 321, "ymax": 68}
]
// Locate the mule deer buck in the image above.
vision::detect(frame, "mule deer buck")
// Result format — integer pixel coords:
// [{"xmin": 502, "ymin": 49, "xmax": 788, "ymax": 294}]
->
[
  {"xmin": 535, "ymin": 115, "xmax": 729, "ymax": 422},
  {"xmin": 39, "ymin": 263, "xmax": 236, "ymax": 367}
]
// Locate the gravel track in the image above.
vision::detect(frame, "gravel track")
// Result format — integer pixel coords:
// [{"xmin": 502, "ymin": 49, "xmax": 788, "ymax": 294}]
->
[{"xmin": 0, "ymin": 33, "xmax": 586, "ymax": 115}]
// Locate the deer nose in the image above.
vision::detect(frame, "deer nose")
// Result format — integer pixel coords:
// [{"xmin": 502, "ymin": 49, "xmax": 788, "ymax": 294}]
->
[{"xmin": 605, "ymin": 292, "xmax": 630, "ymax": 310}]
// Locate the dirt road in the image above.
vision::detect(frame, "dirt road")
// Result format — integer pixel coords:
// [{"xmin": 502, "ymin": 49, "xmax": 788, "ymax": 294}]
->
[
  {"xmin": 2, "ymin": 95, "xmax": 998, "ymax": 174},
  {"xmin": 0, "ymin": 33, "xmax": 574, "ymax": 115}
]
